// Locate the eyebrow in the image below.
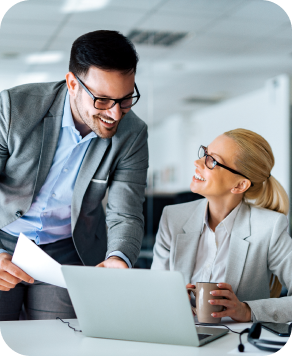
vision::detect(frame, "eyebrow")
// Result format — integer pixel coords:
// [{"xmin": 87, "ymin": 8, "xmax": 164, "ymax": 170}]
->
[
  {"xmin": 207, "ymin": 146, "xmax": 226, "ymax": 164},
  {"xmin": 92, "ymin": 90, "xmax": 135, "ymax": 99}
]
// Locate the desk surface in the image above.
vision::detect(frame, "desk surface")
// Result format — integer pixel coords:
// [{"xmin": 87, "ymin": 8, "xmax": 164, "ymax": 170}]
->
[{"xmin": 0, "ymin": 318, "xmax": 289, "ymax": 356}]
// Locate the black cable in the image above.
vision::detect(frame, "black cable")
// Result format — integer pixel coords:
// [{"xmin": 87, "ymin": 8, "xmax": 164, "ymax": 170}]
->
[
  {"xmin": 56, "ymin": 317, "xmax": 82, "ymax": 332},
  {"xmin": 195, "ymin": 322, "xmax": 246, "ymax": 352},
  {"xmin": 195, "ymin": 322, "xmax": 241, "ymax": 334}
]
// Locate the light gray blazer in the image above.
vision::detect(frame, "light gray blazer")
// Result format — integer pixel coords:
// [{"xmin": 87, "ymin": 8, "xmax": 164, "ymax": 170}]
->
[
  {"xmin": 151, "ymin": 198, "xmax": 292, "ymax": 323},
  {"xmin": 0, "ymin": 80, "xmax": 148, "ymax": 266}
]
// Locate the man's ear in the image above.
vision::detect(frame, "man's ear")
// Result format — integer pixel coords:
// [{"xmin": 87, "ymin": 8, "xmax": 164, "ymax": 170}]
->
[
  {"xmin": 65, "ymin": 72, "xmax": 78, "ymax": 97},
  {"xmin": 231, "ymin": 179, "xmax": 251, "ymax": 194}
]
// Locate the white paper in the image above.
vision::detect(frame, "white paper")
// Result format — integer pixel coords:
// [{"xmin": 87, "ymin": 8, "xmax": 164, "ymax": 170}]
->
[{"xmin": 12, "ymin": 233, "xmax": 66, "ymax": 288}]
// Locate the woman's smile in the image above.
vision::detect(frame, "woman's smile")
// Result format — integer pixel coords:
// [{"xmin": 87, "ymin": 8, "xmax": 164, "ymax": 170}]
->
[{"xmin": 193, "ymin": 170, "xmax": 206, "ymax": 182}]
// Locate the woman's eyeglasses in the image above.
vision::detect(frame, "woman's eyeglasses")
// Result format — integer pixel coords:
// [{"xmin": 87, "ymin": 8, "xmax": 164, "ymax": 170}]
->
[{"xmin": 198, "ymin": 145, "xmax": 253, "ymax": 186}]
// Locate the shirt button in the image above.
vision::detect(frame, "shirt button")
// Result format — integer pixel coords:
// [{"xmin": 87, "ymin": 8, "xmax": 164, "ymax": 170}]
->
[
  {"xmin": 63, "ymin": 168, "xmax": 68, "ymax": 173},
  {"xmin": 43, "ymin": 212, "xmax": 47, "ymax": 216},
  {"xmin": 15, "ymin": 210, "xmax": 22, "ymax": 218},
  {"xmin": 52, "ymin": 193, "xmax": 56, "ymax": 198}
]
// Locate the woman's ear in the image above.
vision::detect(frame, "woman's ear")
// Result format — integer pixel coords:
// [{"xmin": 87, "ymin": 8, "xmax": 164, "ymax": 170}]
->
[{"xmin": 231, "ymin": 179, "xmax": 251, "ymax": 194}]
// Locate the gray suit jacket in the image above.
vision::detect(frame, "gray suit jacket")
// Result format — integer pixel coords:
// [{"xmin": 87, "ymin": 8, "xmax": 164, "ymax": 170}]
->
[
  {"xmin": 0, "ymin": 80, "xmax": 148, "ymax": 266},
  {"xmin": 151, "ymin": 198, "xmax": 292, "ymax": 323}
]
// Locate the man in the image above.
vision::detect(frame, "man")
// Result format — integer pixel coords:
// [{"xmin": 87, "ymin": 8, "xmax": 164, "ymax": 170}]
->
[{"xmin": 0, "ymin": 30, "xmax": 148, "ymax": 320}]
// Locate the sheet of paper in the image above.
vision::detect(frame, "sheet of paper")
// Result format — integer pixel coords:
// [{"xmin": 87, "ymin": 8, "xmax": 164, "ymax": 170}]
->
[{"xmin": 12, "ymin": 233, "xmax": 66, "ymax": 288}]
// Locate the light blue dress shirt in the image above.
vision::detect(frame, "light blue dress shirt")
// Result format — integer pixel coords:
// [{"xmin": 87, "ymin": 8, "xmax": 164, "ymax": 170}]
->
[{"xmin": 0, "ymin": 92, "xmax": 131, "ymax": 267}]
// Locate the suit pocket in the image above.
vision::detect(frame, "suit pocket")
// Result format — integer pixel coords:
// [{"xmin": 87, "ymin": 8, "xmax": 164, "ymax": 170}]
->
[{"xmin": 91, "ymin": 172, "xmax": 109, "ymax": 184}]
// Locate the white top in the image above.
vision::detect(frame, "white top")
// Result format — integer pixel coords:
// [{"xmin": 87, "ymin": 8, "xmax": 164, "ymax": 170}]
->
[{"xmin": 191, "ymin": 201, "xmax": 242, "ymax": 284}]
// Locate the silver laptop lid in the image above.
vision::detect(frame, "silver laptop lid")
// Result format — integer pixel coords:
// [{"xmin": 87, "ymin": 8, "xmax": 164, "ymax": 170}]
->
[{"xmin": 61, "ymin": 266, "xmax": 199, "ymax": 347}]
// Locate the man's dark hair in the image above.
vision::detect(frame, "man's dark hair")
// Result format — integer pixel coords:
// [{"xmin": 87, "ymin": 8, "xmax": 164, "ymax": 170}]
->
[{"xmin": 69, "ymin": 30, "xmax": 139, "ymax": 77}]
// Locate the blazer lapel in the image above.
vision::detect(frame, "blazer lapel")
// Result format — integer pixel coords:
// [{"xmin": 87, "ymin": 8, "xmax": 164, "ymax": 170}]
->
[
  {"xmin": 32, "ymin": 84, "xmax": 67, "ymax": 200},
  {"xmin": 225, "ymin": 202, "xmax": 251, "ymax": 294},
  {"xmin": 173, "ymin": 199, "xmax": 207, "ymax": 282},
  {"xmin": 71, "ymin": 137, "xmax": 111, "ymax": 229}
]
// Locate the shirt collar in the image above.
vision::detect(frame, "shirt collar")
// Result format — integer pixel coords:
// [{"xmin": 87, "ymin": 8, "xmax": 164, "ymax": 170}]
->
[
  {"xmin": 203, "ymin": 201, "xmax": 242, "ymax": 235},
  {"xmin": 62, "ymin": 91, "xmax": 75, "ymax": 128}
]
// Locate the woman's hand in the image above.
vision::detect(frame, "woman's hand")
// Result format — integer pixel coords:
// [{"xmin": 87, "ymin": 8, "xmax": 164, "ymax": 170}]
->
[
  {"xmin": 209, "ymin": 283, "xmax": 251, "ymax": 322},
  {"xmin": 186, "ymin": 283, "xmax": 195, "ymax": 301},
  {"xmin": 186, "ymin": 283, "xmax": 196, "ymax": 315}
]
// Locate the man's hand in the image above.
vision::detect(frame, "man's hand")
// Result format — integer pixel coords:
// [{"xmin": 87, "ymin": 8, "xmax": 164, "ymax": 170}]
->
[
  {"xmin": 0, "ymin": 253, "xmax": 34, "ymax": 291},
  {"xmin": 209, "ymin": 283, "xmax": 251, "ymax": 322},
  {"xmin": 96, "ymin": 256, "xmax": 128, "ymax": 269}
]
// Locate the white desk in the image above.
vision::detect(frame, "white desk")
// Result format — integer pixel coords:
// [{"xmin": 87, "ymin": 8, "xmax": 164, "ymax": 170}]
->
[{"xmin": 0, "ymin": 318, "xmax": 289, "ymax": 356}]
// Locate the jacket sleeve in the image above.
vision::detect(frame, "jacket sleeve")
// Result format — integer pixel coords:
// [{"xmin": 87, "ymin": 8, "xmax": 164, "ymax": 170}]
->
[
  {"xmin": 0, "ymin": 90, "xmax": 10, "ymax": 250},
  {"xmin": 151, "ymin": 207, "xmax": 171, "ymax": 270},
  {"xmin": 105, "ymin": 124, "xmax": 148, "ymax": 266},
  {"xmin": 244, "ymin": 214, "xmax": 292, "ymax": 323}
]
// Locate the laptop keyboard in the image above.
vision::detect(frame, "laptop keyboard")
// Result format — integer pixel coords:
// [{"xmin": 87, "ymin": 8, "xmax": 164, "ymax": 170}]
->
[{"xmin": 198, "ymin": 333, "xmax": 212, "ymax": 341}]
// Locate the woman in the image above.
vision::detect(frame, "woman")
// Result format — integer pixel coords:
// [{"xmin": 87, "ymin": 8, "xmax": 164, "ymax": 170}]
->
[{"xmin": 151, "ymin": 129, "xmax": 292, "ymax": 323}]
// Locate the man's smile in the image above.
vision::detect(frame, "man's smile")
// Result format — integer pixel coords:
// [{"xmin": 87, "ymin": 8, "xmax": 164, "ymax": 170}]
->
[{"xmin": 97, "ymin": 115, "xmax": 117, "ymax": 128}]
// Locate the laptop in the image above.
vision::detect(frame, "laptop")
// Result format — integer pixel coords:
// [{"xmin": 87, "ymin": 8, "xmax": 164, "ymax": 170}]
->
[{"xmin": 61, "ymin": 266, "xmax": 228, "ymax": 347}]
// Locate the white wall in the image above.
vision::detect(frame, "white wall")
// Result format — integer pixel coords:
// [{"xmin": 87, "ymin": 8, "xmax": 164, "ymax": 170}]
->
[
  {"xmin": 148, "ymin": 114, "xmax": 188, "ymax": 192},
  {"xmin": 149, "ymin": 74, "xmax": 291, "ymax": 196}
]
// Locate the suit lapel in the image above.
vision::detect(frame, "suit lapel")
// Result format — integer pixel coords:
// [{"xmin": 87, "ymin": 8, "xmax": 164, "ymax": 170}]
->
[
  {"xmin": 173, "ymin": 199, "xmax": 207, "ymax": 282},
  {"xmin": 224, "ymin": 202, "xmax": 251, "ymax": 294},
  {"xmin": 32, "ymin": 84, "xmax": 67, "ymax": 200},
  {"xmin": 71, "ymin": 137, "xmax": 111, "ymax": 229}
]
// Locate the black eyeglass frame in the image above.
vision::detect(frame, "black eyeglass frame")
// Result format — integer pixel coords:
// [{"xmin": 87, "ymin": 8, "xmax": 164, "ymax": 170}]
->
[
  {"xmin": 199, "ymin": 145, "xmax": 253, "ymax": 186},
  {"xmin": 75, "ymin": 75, "xmax": 140, "ymax": 110}
]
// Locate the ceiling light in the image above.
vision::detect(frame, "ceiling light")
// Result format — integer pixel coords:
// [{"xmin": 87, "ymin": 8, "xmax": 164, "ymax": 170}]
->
[
  {"xmin": 127, "ymin": 30, "xmax": 188, "ymax": 47},
  {"xmin": 1, "ymin": 52, "xmax": 19, "ymax": 59},
  {"xmin": 184, "ymin": 96, "xmax": 225, "ymax": 105},
  {"xmin": 16, "ymin": 73, "xmax": 49, "ymax": 86},
  {"xmin": 61, "ymin": 0, "xmax": 109, "ymax": 13},
  {"xmin": 26, "ymin": 52, "xmax": 64, "ymax": 64}
]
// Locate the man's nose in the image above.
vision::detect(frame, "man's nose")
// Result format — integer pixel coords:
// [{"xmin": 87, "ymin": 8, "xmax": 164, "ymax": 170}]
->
[{"xmin": 107, "ymin": 103, "xmax": 123, "ymax": 121}]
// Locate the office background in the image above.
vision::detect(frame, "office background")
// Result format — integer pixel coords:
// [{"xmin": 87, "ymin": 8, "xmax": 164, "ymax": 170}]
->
[{"xmin": 0, "ymin": 0, "xmax": 292, "ymax": 268}]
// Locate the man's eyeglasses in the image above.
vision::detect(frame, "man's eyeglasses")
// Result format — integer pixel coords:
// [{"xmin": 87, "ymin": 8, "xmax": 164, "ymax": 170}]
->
[
  {"xmin": 198, "ymin": 145, "xmax": 253, "ymax": 186},
  {"xmin": 75, "ymin": 75, "xmax": 140, "ymax": 110}
]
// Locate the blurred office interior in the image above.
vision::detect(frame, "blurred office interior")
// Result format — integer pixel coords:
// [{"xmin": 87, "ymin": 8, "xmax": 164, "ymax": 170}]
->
[{"xmin": 0, "ymin": 0, "xmax": 292, "ymax": 269}]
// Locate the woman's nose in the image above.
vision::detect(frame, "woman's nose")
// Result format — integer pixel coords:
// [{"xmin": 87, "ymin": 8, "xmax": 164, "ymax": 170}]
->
[{"xmin": 194, "ymin": 158, "xmax": 204, "ymax": 168}]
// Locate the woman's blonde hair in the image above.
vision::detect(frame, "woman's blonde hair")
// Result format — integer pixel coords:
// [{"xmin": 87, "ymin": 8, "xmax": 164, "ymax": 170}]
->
[
  {"xmin": 224, "ymin": 128, "xmax": 289, "ymax": 215},
  {"xmin": 224, "ymin": 129, "xmax": 289, "ymax": 298}
]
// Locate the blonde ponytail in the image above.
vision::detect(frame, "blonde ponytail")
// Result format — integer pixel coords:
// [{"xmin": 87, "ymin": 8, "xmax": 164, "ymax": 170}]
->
[
  {"xmin": 224, "ymin": 129, "xmax": 289, "ymax": 298},
  {"xmin": 248, "ymin": 176, "xmax": 289, "ymax": 215},
  {"xmin": 224, "ymin": 129, "xmax": 289, "ymax": 215}
]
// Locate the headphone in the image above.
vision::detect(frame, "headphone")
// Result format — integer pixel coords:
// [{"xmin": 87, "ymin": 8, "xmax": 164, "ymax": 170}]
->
[{"xmin": 238, "ymin": 322, "xmax": 289, "ymax": 353}]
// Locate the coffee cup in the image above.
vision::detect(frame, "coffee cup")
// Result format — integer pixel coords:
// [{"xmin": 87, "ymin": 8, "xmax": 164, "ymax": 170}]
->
[{"xmin": 187, "ymin": 282, "xmax": 224, "ymax": 323}]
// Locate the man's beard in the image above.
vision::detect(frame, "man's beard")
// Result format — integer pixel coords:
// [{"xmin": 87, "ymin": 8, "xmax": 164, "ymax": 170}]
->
[{"xmin": 74, "ymin": 95, "xmax": 124, "ymax": 139}]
